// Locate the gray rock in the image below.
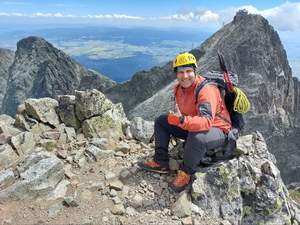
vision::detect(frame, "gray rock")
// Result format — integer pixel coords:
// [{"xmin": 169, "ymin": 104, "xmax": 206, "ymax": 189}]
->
[
  {"xmin": 6, "ymin": 152, "xmax": 64, "ymax": 200},
  {"xmin": 38, "ymin": 139, "xmax": 57, "ymax": 151},
  {"xmin": 63, "ymin": 196, "xmax": 79, "ymax": 207},
  {"xmin": 191, "ymin": 133, "xmax": 293, "ymax": 225},
  {"xmin": 0, "ymin": 48, "xmax": 14, "ymax": 111},
  {"xmin": 48, "ymin": 202, "xmax": 64, "ymax": 218},
  {"xmin": 14, "ymin": 114, "xmax": 31, "ymax": 131},
  {"xmin": 0, "ymin": 144, "xmax": 19, "ymax": 170},
  {"xmin": 82, "ymin": 114, "xmax": 123, "ymax": 140},
  {"xmin": 10, "ymin": 132, "xmax": 36, "ymax": 155},
  {"xmin": 172, "ymin": 192, "xmax": 192, "ymax": 218},
  {"xmin": 109, "ymin": 179, "xmax": 124, "ymax": 191},
  {"xmin": 89, "ymin": 138, "xmax": 110, "ymax": 150},
  {"xmin": 75, "ymin": 89, "xmax": 112, "ymax": 121},
  {"xmin": 0, "ymin": 169, "xmax": 15, "ymax": 190},
  {"xmin": 85, "ymin": 144, "xmax": 113, "ymax": 161},
  {"xmin": 130, "ymin": 117, "xmax": 154, "ymax": 143},
  {"xmin": 24, "ymin": 98, "xmax": 60, "ymax": 126},
  {"xmin": 64, "ymin": 127, "xmax": 76, "ymax": 143},
  {"xmin": 0, "ymin": 115, "xmax": 15, "ymax": 126},
  {"xmin": 0, "ymin": 124, "xmax": 22, "ymax": 137},
  {"xmin": 115, "ymin": 142, "xmax": 131, "ymax": 154},
  {"xmin": 57, "ymin": 95, "xmax": 80, "ymax": 129},
  {"xmin": 111, "ymin": 204, "xmax": 125, "ymax": 215},
  {"xmin": 47, "ymin": 179, "xmax": 70, "ymax": 200}
]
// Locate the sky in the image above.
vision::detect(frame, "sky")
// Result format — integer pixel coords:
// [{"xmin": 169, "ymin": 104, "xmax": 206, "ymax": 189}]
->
[
  {"xmin": 0, "ymin": 0, "xmax": 300, "ymax": 77},
  {"xmin": 0, "ymin": 0, "xmax": 300, "ymax": 30}
]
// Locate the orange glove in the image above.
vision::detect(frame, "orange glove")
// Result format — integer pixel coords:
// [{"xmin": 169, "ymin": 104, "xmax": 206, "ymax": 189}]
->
[{"xmin": 167, "ymin": 113, "xmax": 184, "ymax": 126}]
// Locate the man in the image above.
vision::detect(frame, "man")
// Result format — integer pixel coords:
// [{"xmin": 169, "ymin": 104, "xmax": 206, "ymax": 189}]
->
[{"xmin": 139, "ymin": 52, "xmax": 232, "ymax": 192}]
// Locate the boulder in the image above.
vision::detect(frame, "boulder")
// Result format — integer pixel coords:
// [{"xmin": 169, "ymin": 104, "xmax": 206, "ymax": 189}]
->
[
  {"xmin": 0, "ymin": 144, "xmax": 19, "ymax": 170},
  {"xmin": 82, "ymin": 114, "xmax": 123, "ymax": 141},
  {"xmin": 130, "ymin": 117, "xmax": 154, "ymax": 143},
  {"xmin": 3, "ymin": 152, "xmax": 64, "ymax": 200},
  {"xmin": 57, "ymin": 95, "xmax": 80, "ymax": 129},
  {"xmin": 0, "ymin": 169, "xmax": 15, "ymax": 191},
  {"xmin": 191, "ymin": 132, "xmax": 293, "ymax": 225},
  {"xmin": 10, "ymin": 131, "xmax": 36, "ymax": 155},
  {"xmin": 24, "ymin": 98, "xmax": 60, "ymax": 126},
  {"xmin": 0, "ymin": 114, "xmax": 14, "ymax": 126},
  {"xmin": 75, "ymin": 89, "xmax": 112, "ymax": 121}
]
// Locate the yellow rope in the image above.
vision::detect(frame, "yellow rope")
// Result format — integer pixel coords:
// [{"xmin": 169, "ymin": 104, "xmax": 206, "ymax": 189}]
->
[{"xmin": 233, "ymin": 86, "xmax": 250, "ymax": 113}]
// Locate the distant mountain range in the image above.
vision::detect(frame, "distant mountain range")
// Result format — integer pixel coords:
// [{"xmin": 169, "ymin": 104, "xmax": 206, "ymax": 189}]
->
[{"xmin": 0, "ymin": 26, "xmax": 210, "ymax": 82}]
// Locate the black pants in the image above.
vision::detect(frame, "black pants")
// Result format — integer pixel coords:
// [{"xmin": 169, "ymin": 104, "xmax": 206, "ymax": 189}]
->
[{"xmin": 153, "ymin": 114, "xmax": 226, "ymax": 175}]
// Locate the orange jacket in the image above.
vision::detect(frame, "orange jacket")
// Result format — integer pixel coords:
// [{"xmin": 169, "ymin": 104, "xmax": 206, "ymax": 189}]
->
[{"xmin": 174, "ymin": 75, "xmax": 232, "ymax": 133}]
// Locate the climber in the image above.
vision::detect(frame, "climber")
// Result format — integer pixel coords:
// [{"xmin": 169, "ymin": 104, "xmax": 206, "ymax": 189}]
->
[{"xmin": 138, "ymin": 52, "xmax": 232, "ymax": 192}]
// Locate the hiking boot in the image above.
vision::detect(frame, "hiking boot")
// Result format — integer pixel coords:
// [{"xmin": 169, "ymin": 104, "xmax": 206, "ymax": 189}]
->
[
  {"xmin": 170, "ymin": 170, "xmax": 191, "ymax": 192},
  {"xmin": 138, "ymin": 160, "xmax": 169, "ymax": 174}
]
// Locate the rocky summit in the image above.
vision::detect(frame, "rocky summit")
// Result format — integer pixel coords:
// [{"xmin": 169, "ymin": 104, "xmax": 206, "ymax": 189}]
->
[
  {"xmin": 0, "ymin": 36, "xmax": 116, "ymax": 116},
  {"xmin": 0, "ymin": 89, "xmax": 299, "ymax": 225}
]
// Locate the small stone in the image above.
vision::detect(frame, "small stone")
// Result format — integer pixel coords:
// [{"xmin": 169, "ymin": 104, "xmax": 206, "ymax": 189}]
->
[
  {"xmin": 181, "ymin": 216, "xmax": 193, "ymax": 225},
  {"xmin": 102, "ymin": 217, "xmax": 109, "ymax": 223},
  {"xmin": 115, "ymin": 142, "xmax": 131, "ymax": 154},
  {"xmin": 111, "ymin": 204, "xmax": 125, "ymax": 215},
  {"xmin": 220, "ymin": 220, "xmax": 232, "ymax": 225},
  {"xmin": 56, "ymin": 149, "xmax": 68, "ymax": 159},
  {"xmin": 131, "ymin": 193, "xmax": 143, "ymax": 208},
  {"xmin": 125, "ymin": 206, "xmax": 136, "ymax": 216},
  {"xmin": 109, "ymin": 179, "xmax": 124, "ymax": 191},
  {"xmin": 114, "ymin": 151, "xmax": 126, "ymax": 157},
  {"xmin": 105, "ymin": 171, "xmax": 117, "ymax": 180},
  {"xmin": 48, "ymin": 202, "xmax": 63, "ymax": 218},
  {"xmin": 80, "ymin": 189, "xmax": 93, "ymax": 201},
  {"xmin": 119, "ymin": 169, "xmax": 131, "ymax": 181},
  {"xmin": 63, "ymin": 197, "xmax": 79, "ymax": 207},
  {"xmin": 110, "ymin": 189, "xmax": 118, "ymax": 197},
  {"xmin": 112, "ymin": 196, "xmax": 122, "ymax": 204},
  {"xmin": 172, "ymin": 192, "xmax": 192, "ymax": 218}
]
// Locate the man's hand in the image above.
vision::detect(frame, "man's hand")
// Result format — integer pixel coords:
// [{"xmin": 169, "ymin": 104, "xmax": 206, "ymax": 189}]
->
[{"xmin": 167, "ymin": 113, "xmax": 184, "ymax": 126}]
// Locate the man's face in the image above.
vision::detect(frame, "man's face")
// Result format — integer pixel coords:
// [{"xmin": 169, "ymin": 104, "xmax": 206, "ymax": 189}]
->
[{"xmin": 176, "ymin": 68, "xmax": 196, "ymax": 88}]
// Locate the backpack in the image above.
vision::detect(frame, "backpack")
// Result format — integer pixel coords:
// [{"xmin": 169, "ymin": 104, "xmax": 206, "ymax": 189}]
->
[{"xmin": 194, "ymin": 71, "xmax": 245, "ymax": 132}]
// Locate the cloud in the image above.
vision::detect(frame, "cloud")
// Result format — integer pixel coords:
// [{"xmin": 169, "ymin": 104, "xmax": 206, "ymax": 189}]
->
[
  {"xmin": 160, "ymin": 9, "xmax": 219, "ymax": 24},
  {"xmin": 0, "ymin": 12, "xmax": 144, "ymax": 20},
  {"xmin": 2, "ymin": 1, "xmax": 32, "ymax": 6}
]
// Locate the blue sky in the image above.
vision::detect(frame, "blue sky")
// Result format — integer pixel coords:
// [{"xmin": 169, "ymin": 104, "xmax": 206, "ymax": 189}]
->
[{"xmin": 1, "ymin": 0, "xmax": 300, "ymax": 31}]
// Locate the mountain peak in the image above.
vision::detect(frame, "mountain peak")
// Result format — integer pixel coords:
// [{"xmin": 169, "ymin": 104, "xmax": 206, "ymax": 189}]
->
[{"xmin": 17, "ymin": 36, "xmax": 52, "ymax": 51}]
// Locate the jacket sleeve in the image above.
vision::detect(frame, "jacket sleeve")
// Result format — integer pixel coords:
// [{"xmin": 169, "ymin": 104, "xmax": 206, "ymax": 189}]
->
[{"xmin": 178, "ymin": 84, "xmax": 220, "ymax": 132}]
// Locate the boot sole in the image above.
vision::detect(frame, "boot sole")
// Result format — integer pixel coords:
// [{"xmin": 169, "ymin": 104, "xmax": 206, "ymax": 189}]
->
[{"xmin": 138, "ymin": 163, "xmax": 170, "ymax": 174}]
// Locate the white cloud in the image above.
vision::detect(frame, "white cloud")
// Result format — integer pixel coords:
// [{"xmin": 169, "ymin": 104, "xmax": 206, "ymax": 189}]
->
[
  {"xmin": 0, "ymin": 12, "xmax": 145, "ymax": 21},
  {"xmin": 2, "ymin": 1, "xmax": 32, "ymax": 6},
  {"xmin": 160, "ymin": 10, "xmax": 219, "ymax": 24}
]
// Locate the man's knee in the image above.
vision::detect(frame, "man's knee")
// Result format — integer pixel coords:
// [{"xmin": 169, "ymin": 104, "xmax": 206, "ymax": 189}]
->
[
  {"xmin": 187, "ymin": 132, "xmax": 209, "ymax": 145},
  {"xmin": 155, "ymin": 114, "xmax": 168, "ymax": 126}
]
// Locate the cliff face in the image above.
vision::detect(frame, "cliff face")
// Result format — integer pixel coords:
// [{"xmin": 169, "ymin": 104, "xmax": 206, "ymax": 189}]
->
[
  {"xmin": 0, "ymin": 49, "xmax": 14, "ymax": 110},
  {"xmin": 1, "ymin": 37, "xmax": 115, "ymax": 116}
]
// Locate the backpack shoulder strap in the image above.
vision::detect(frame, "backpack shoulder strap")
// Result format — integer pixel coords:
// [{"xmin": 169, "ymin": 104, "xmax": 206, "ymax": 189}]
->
[{"xmin": 194, "ymin": 79, "xmax": 217, "ymax": 104}]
